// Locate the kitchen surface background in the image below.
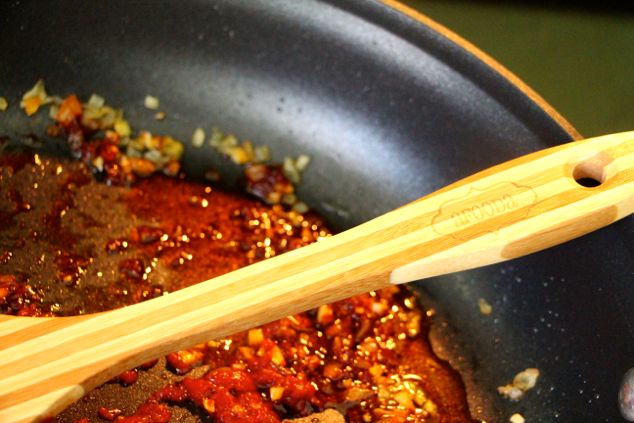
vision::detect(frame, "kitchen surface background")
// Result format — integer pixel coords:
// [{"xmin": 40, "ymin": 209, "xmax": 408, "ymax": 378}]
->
[{"xmin": 404, "ymin": 1, "xmax": 633, "ymax": 138}]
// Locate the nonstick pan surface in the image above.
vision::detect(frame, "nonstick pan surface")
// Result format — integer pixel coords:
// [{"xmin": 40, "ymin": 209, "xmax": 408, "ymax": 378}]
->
[{"xmin": 1, "ymin": 1, "xmax": 632, "ymax": 421}]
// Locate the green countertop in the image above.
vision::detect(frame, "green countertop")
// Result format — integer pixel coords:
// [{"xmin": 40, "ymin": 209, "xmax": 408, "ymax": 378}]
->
[{"xmin": 403, "ymin": 1, "xmax": 633, "ymax": 137}]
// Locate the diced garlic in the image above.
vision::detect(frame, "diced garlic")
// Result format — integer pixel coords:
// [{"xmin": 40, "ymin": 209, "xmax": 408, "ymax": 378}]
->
[
  {"xmin": 239, "ymin": 346, "xmax": 254, "ymax": 360},
  {"xmin": 254, "ymin": 145, "xmax": 270, "ymax": 162},
  {"xmin": 129, "ymin": 157, "xmax": 156, "ymax": 177},
  {"xmin": 225, "ymin": 146, "xmax": 246, "ymax": 164},
  {"xmin": 161, "ymin": 136, "xmax": 184, "ymax": 160},
  {"xmin": 345, "ymin": 387, "xmax": 372, "ymax": 402},
  {"xmin": 248, "ymin": 328, "xmax": 264, "ymax": 346},
  {"xmin": 92, "ymin": 156, "xmax": 104, "ymax": 172},
  {"xmin": 369, "ymin": 364, "xmax": 385, "ymax": 377},
  {"xmin": 144, "ymin": 95, "xmax": 160, "ymax": 110},
  {"xmin": 271, "ymin": 345, "xmax": 285, "ymax": 366},
  {"xmin": 497, "ymin": 385, "xmax": 525, "ymax": 401},
  {"xmin": 316, "ymin": 304, "xmax": 334, "ymax": 325},
  {"xmin": 270, "ymin": 386, "xmax": 285, "ymax": 401},
  {"xmin": 222, "ymin": 134, "xmax": 239, "ymax": 147},
  {"xmin": 423, "ymin": 399, "xmax": 437, "ymax": 414},
  {"xmin": 413, "ymin": 388, "xmax": 427, "ymax": 407},
  {"xmin": 87, "ymin": 94, "xmax": 105, "ymax": 108},
  {"xmin": 513, "ymin": 368, "xmax": 539, "ymax": 390},
  {"xmin": 192, "ymin": 128, "xmax": 205, "ymax": 148},
  {"xmin": 509, "ymin": 413, "xmax": 525, "ymax": 423},
  {"xmin": 292, "ymin": 201, "xmax": 309, "ymax": 214},
  {"xmin": 114, "ymin": 119, "xmax": 131, "ymax": 138},
  {"xmin": 322, "ymin": 362, "xmax": 343, "ymax": 380},
  {"xmin": 394, "ymin": 390, "xmax": 415, "ymax": 410},
  {"xmin": 208, "ymin": 127, "xmax": 224, "ymax": 147},
  {"xmin": 295, "ymin": 154, "xmax": 311, "ymax": 171},
  {"xmin": 202, "ymin": 398, "xmax": 215, "ymax": 413},
  {"xmin": 478, "ymin": 298, "xmax": 493, "ymax": 315},
  {"xmin": 283, "ymin": 156, "xmax": 300, "ymax": 183},
  {"xmin": 20, "ymin": 79, "xmax": 50, "ymax": 116},
  {"xmin": 49, "ymin": 104, "xmax": 59, "ymax": 119}
]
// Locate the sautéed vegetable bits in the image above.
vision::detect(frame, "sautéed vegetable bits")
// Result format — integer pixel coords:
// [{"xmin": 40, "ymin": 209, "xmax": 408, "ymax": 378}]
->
[{"xmin": 0, "ymin": 88, "xmax": 472, "ymax": 422}]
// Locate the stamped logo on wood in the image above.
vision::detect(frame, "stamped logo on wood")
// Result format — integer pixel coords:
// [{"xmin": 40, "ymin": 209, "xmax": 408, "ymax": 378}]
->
[{"xmin": 432, "ymin": 181, "xmax": 538, "ymax": 239}]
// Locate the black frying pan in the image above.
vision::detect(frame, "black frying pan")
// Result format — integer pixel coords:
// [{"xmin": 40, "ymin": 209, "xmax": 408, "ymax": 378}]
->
[{"xmin": 1, "ymin": 1, "xmax": 632, "ymax": 421}]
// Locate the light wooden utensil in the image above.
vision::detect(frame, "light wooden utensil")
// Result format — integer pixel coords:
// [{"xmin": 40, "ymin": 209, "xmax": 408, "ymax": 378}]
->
[{"xmin": 1, "ymin": 132, "xmax": 633, "ymax": 422}]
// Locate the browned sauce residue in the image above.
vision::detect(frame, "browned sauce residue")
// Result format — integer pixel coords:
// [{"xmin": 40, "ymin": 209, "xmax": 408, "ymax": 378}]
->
[{"xmin": 0, "ymin": 152, "xmax": 471, "ymax": 422}]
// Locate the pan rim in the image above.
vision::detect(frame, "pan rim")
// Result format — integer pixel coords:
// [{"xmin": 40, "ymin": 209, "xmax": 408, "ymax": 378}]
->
[{"xmin": 378, "ymin": 0, "xmax": 582, "ymax": 141}]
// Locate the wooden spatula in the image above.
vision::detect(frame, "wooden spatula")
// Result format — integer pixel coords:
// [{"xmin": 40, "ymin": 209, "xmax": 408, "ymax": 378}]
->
[{"xmin": 1, "ymin": 132, "xmax": 633, "ymax": 422}]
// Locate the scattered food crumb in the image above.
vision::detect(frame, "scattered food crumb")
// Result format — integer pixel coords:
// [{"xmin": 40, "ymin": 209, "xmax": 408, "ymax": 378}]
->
[
  {"xmin": 87, "ymin": 93, "xmax": 105, "ymax": 108},
  {"xmin": 498, "ymin": 368, "xmax": 540, "ymax": 401},
  {"xmin": 0, "ymin": 96, "xmax": 8, "ymax": 111},
  {"xmin": 21, "ymin": 133, "xmax": 43, "ymax": 148},
  {"xmin": 205, "ymin": 127, "xmax": 308, "ymax": 208},
  {"xmin": 254, "ymin": 144, "xmax": 270, "ymax": 162},
  {"xmin": 509, "ymin": 413, "xmax": 525, "ymax": 423},
  {"xmin": 295, "ymin": 154, "xmax": 311, "ymax": 171},
  {"xmin": 204, "ymin": 169, "xmax": 221, "ymax": 182},
  {"xmin": 497, "ymin": 385, "xmax": 524, "ymax": 401},
  {"xmin": 144, "ymin": 95, "xmax": 160, "ymax": 110},
  {"xmin": 292, "ymin": 201, "xmax": 309, "ymax": 214},
  {"xmin": 478, "ymin": 298, "xmax": 492, "ymax": 315},
  {"xmin": 283, "ymin": 155, "xmax": 311, "ymax": 184},
  {"xmin": 513, "ymin": 368, "xmax": 540, "ymax": 390},
  {"xmin": 16, "ymin": 81, "xmax": 312, "ymax": 209},
  {"xmin": 192, "ymin": 127, "xmax": 205, "ymax": 148},
  {"xmin": 245, "ymin": 163, "xmax": 294, "ymax": 204},
  {"xmin": 209, "ymin": 127, "xmax": 252, "ymax": 164}
]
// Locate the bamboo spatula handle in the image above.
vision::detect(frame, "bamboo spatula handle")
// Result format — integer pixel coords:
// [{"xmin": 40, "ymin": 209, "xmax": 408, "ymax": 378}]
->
[{"xmin": 1, "ymin": 132, "xmax": 633, "ymax": 422}]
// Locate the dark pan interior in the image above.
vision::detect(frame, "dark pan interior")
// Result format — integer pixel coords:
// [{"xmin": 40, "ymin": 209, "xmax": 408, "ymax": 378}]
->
[{"xmin": 1, "ymin": 0, "xmax": 633, "ymax": 421}]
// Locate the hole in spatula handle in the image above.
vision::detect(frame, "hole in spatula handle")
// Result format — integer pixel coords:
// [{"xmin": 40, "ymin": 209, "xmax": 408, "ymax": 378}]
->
[{"xmin": 572, "ymin": 152, "xmax": 614, "ymax": 188}]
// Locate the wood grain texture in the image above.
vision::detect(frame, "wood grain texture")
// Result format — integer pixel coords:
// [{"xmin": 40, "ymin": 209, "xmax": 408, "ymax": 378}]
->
[{"xmin": 1, "ymin": 132, "xmax": 633, "ymax": 422}]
